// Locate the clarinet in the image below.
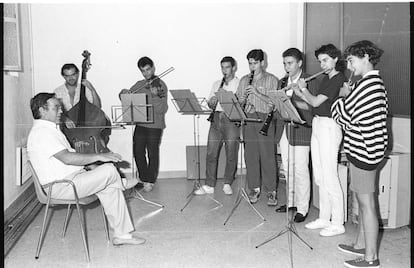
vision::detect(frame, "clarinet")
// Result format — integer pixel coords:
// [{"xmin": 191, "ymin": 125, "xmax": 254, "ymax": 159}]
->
[
  {"xmin": 207, "ymin": 76, "xmax": 226, "ymax": 122},
  {"xmin": 259, "ymin": 77, "xmax": 288, "ymax": 136},
  {"xmin": 259, "ymin": 109, "xmax": 274, "ymax": 136},
  {"xmin": 242, "ymin": 70, "xmax": 255, "ymax": 111}
]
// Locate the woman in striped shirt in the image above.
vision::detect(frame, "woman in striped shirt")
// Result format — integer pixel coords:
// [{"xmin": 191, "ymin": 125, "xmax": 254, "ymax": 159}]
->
[{"xmin": 331, "ymin": 40, "xmax": 387, "ymax": 268}]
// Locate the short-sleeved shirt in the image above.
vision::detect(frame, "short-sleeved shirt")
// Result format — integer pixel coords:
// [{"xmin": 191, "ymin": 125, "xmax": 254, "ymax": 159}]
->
[
  {"xmin": 27, "ymin": 119, "xmax": 83, "ymax": 185},
  {"xmin": 313, "ymin": 72, "xmax": 345, "ymax": 117},
  {"xmin": 54, "ymin": 84, "xmax": 94, "ymax": 112},
  {"xmin": 208, "ymin": 77, "xmax": 240, "ymax": 112}
]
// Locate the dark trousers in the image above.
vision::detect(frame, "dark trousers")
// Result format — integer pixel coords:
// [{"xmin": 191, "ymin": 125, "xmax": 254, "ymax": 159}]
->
[
  {"xmin": 133, "ymin": 125, "xmax": 163, "ymax": 183},
  {"xmin": 244, "ymin": 112, "xmax": 277, "ymax": 193},
  {"xmin": 205, "ymin": 112, "xmax": 240, "ymax": 187}
]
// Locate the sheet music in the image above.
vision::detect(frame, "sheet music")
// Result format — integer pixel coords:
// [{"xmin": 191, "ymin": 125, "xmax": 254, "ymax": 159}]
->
[
  {"xmin": 120, "ymin": 93, "xmax": 148, "ymax": 123},
  {"xmin": 170, "ymin": 89, "xmax": 205, "ymax": 113}
]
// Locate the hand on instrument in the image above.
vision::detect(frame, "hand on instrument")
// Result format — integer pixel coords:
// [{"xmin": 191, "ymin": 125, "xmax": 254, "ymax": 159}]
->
[
  {"xmin": 297, "ymin": 78, "xmax": 307, "ymax": 90},
  {"xmin": 291, "ymin": 83, "xmax": 303, "ymax": 97},
  {"xmin": 81, "ymin": 79, "xmax": 94, "ymax": 91},
  {"xmin": 65, "ymin": 118, "xmax": 76, "ymax": 129},
  {"xmin": 339, "ymin": 82, "xmax": 351, "ymax": 97},
  {"xmin": 245, "ymin": 85, "xmax": 258, "ymax": 96},
  {"xmin": 118, "ymin": 88, "xmax": 130, "ymax": 100},
  {"xmin": 267, "ymin": 102, "xmax": 275, "ymax": 112},
  {"xmin": 208, "ymin": 96, "xmax": 218, "ymax": 109},
  {"xmin": 156, "ymin": 87, "xmax": 166, "ymax": 98}
]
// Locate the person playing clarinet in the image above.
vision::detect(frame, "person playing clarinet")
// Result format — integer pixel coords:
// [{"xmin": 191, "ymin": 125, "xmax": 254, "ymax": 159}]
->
[
  {"xmin": 195, "ymin": 56, "xmax": 240, "ymax": 196},
  {"xmin": 236, "ymin": 49, "xmax": 279, "ymax": 205}
]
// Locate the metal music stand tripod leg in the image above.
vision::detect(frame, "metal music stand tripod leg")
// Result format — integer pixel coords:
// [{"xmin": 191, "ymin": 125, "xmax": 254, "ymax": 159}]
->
[
  {"xmin": 181, "ymin": 114, "xmax": 222, "ymax": 212},
  {"xmin": 126, "ymin": 104, "xmax": 164, "ymax": 208},
  {"xmin": 223, "ymin": 117, "xmax": 266, "ymax": 225},
  {"xmin": 255, "ymin": 121, "xmax": 312, "ymax": 267}
]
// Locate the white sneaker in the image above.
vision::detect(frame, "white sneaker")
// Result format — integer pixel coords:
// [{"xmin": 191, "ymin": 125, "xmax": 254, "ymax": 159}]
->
[
  {"xmin": 305, "ymin": 219, "xmax": 331, "ymax": 230},
  {"xmin": 222, "ymin": 184, "xmax": 233, "ymax": 195},
  {"xmin": 320, "ymin": 224, "xmax": 345, "ymax": 237},
  {"xmin": 194, "ymin": 185, "xmax": 214, "ymax": 195},
  {"xmin": 143, "ymin": 182, "xmax": 154, "ymax": 192}
]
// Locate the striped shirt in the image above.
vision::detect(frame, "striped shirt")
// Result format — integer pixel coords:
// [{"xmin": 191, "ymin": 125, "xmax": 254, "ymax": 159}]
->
[
  {"xmin": 236, "ymin": 71, "xmax": 279, "ymax": 114},
  {"xmin": 331, "ymin": 70, "xmax": 388, "ymax": 170}
]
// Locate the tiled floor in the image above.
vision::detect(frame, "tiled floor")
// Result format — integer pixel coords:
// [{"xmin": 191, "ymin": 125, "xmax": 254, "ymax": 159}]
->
[{"xmin": 5, "ymin": 178, "xmax": 410, "ymax": 268}]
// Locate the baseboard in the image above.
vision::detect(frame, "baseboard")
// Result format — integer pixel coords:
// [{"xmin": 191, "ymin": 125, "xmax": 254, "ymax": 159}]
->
[{"xmin": 4, "ymin": 182, "xmax": 43, "ymax": 257}]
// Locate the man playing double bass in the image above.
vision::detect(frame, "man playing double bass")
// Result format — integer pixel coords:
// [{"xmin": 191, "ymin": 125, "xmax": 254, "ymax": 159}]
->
[{"xmin": 54, "ymin": 63, "xmax": 102, "ymax": 128}]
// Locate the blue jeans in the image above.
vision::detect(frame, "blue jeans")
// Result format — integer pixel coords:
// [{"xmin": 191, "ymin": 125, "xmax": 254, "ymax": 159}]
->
[
  {"xmin": 205, "ymin": 112, "xmax": 240, "ymax": 187},
  {"xmin": 133, "ymin": 125, "xmax": 163, "ymax": 183}
]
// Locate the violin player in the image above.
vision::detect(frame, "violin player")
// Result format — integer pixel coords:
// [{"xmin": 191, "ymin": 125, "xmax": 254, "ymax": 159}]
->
[{"xmin": 119, "ymin": 57, "xmax": 168, "ymax": 193}]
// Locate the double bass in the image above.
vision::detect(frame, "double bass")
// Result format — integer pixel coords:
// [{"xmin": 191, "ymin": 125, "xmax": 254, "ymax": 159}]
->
[{"xmin": 61, "ymin": 50, "xmax": 111, "ymax": 154}]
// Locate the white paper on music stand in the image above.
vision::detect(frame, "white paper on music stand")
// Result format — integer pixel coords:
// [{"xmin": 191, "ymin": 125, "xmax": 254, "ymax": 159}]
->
[
  {"xmin": 120, "ymin": 93, "xmax": 148, "ymax": 123},
  {"xmin": 214, "ymin": 90, "xmax": 245, "ymax": 121},
  {"xmin": 270, "ymin": 90, "xmax": 305, "ymax": 124},
  {"xmin": 170, "ymin": 89, "xmax": 204, "ymax": 114}
]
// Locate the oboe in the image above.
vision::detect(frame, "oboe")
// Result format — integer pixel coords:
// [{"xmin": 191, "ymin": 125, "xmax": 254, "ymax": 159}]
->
[
  {"xmin": 259, "ymin": 69, "xmax": 328, "ymax": 136},
  {"xmin": 207, "ymin": 76, "xmax": 226, "ymax": 122}
]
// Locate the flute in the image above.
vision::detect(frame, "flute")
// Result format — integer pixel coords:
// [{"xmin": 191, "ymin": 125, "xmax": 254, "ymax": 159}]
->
[
  {"xmin": 259, "ymin": 69, "xmax": 329, "ymax": 136},
  {"xmin": 207, "ymin": 76, "xmax": 226, "ymax": 122},
  {"xmin": 281, "ymin": 68, "xmax": 330, "ymax": 92}
]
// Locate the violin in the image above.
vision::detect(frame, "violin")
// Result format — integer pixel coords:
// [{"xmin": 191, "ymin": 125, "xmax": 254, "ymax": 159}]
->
[
  {"xmin": 129, "ymin": 67, "xmax": 175, "ymax": 98},
  {"xmin": 61, "ymin": 50, "xmax": 112, "ymax": 154}
]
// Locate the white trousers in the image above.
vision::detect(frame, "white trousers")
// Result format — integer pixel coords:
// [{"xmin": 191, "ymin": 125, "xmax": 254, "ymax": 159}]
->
[
  {"xmin": 311, "ymin": 116, "xmax": 344, "ymax": 225},
  {"xmin": 279, "ymin": 127, "xmax": 310, "ymax": 215},
  {"xmin": 50, "ymin": 163, "xmax": 134, "ymax": 236}
]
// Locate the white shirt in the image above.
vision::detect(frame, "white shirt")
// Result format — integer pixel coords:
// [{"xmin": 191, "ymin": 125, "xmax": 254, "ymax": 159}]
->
[
  {"xmin": 285, "ymin": 70, "xmax": 302, "ymax": 97},
  {"xmin": 54, "ymin": 83, "xmax": 94, "ymax": 112},
  {"xmin": 27, "ymin": 119, "xmax": 83, "ymax": 185},
  {"xmin": 208, "ymin": 77, "xmax": 240, "ymax": 112}
]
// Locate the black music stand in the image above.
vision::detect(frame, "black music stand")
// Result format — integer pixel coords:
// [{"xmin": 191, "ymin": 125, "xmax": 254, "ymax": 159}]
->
[
  {"xmin": 214, "ymin": 91, "xmax": 266, "ymax": 225},
  {"xmin": 255, "ymin": 90, "xmax": 312, "ymax": 268},
  {"xmin": 170, "ymin": 89, "xmax": 222, "ymax": 212},
  {"xmin": 111, "ymin": 93, "xmax": 164, "ymax": 208}
]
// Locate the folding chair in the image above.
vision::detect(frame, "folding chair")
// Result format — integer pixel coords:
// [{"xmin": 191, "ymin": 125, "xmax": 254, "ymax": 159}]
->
[{"xmin": 28, "ymin": 161, "xmax": 109, "ymax": 262}]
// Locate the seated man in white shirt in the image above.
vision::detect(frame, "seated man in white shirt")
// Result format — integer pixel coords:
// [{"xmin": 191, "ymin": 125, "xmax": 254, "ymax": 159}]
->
[{"xmin": 27, "ymin": 92, "xmax": 144, "ymax": 246}]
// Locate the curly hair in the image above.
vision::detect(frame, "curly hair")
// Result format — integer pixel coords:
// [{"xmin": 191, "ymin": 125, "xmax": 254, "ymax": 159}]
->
[
  {"xmin": 315, "ymin": 44, "xmax": 346, "ymax": 72},
  {"xmin": 344, "ymin": 40, "xmax": 384, "ymax": 66}
]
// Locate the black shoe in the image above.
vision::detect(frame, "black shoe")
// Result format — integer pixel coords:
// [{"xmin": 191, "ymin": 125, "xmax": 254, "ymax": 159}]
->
[
  {"xmin": 294, "ymin": 213, "xmax": 307, "ymax": 223},
  {"xmin": 134, "ymin": 182, "xmax": 144, "ymax": 191},
  {"xmin": 275, "ymin": 205, "xmax": 297, "ymax": 213}
]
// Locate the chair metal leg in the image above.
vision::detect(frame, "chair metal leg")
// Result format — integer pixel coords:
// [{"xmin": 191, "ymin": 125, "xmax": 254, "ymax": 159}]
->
[
  {"xmin": 35, "ymin": 195, "xmax": 52, "ymax": 259},
  {"xmin": 74, "ymin": 201, "xmax": 90, "ymax": 262},
  {"xmin": 62, "ymin": 204, "xmax": 71, "ymax": 238},
  {"xmin": 100, "ymin": 205, "xmax": 110, "ymax": 242}
]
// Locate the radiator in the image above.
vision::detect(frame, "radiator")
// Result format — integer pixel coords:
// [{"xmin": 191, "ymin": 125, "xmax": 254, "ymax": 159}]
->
[{"xmin": 16, "ymin": 146, "xmax": 32, "ymax": 186}]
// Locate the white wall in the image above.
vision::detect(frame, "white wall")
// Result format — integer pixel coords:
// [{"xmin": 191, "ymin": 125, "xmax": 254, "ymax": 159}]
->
[
  {"xmin": 3, "ymin": 4, "xmax": 35, "ymax": 210},
  {"xmin": 30, "ymin": 3, "xmax": 304, "ymax": 173}
]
